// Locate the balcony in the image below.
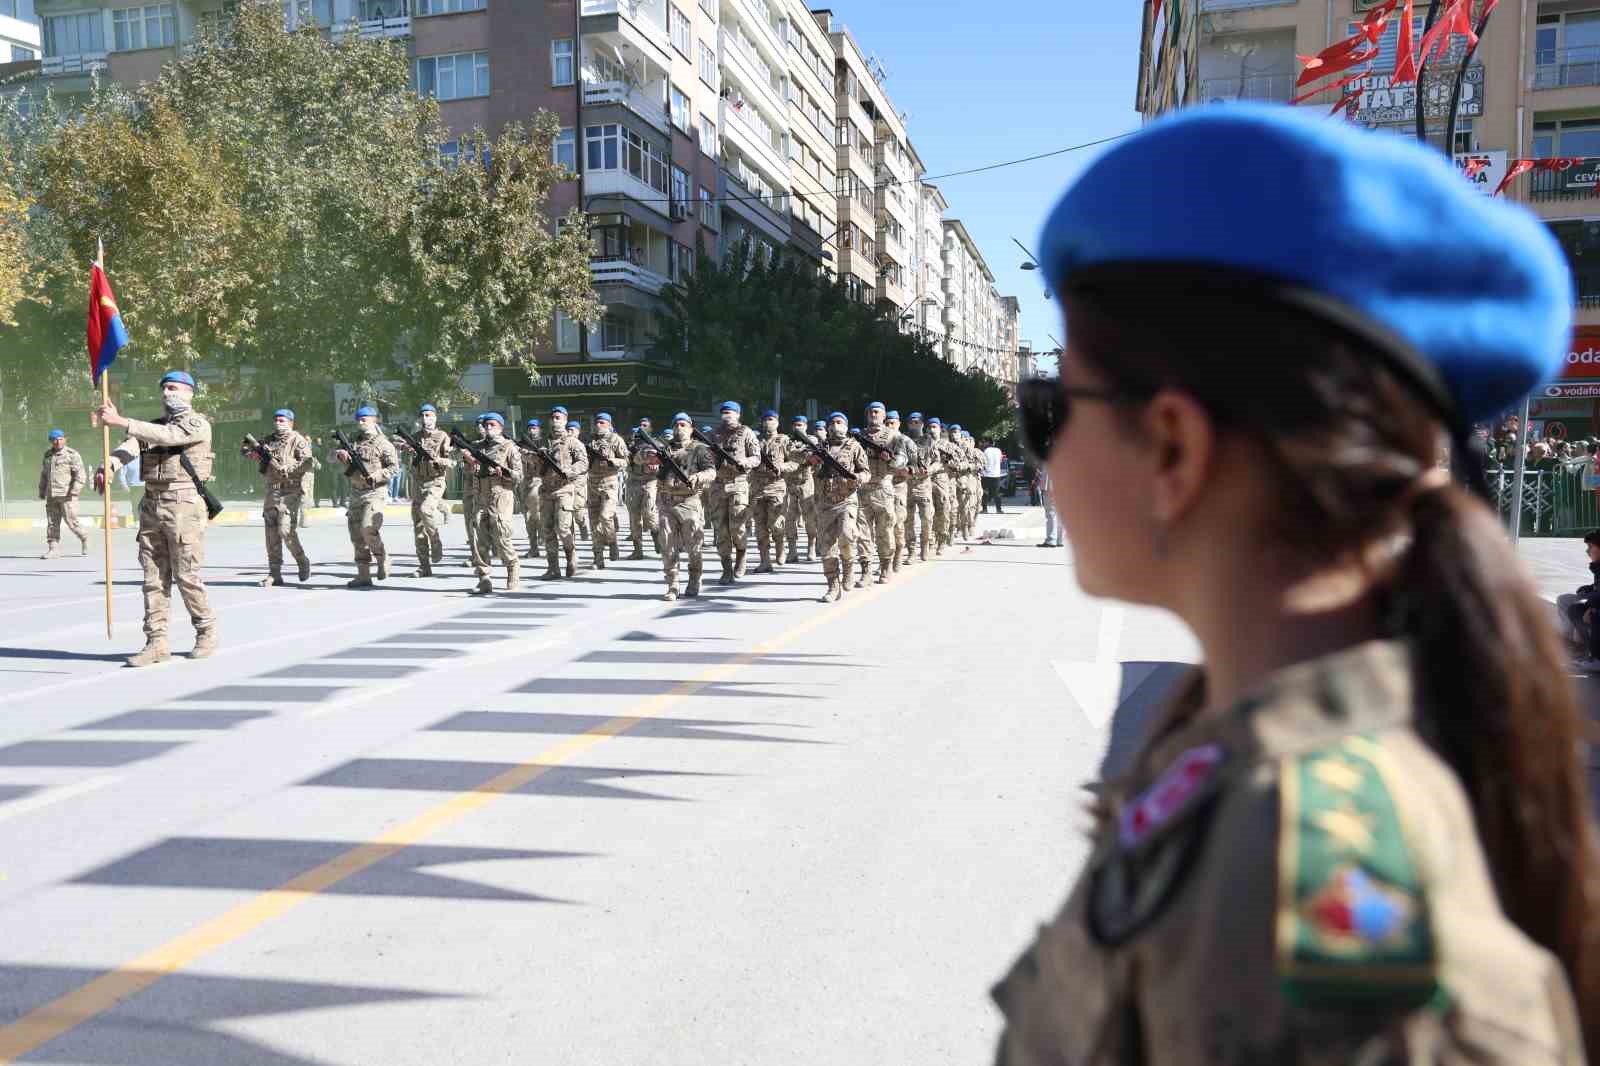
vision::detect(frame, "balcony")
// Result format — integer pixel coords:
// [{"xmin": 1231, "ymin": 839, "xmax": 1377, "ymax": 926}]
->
[
  {"xmin": 1534, "ymin": 46, "xmax": 1600, "ymax": 90},
  {"xmin": 333, "ymin": 15, "xmax": 412, "ymax": 39},
  {"xmin": 40, "ymin": 51, "xmax": 108, "ymax": 76},
  {"xmin": 721, "ymin": 165, "xmax": 789, "ymax": 245},
  {"xmin": 1198, "ymin": 72, "xmax": 1294, "ymax": 104},
  {"xmin": 582, "ymin": 0, "xmax": 671, "ymax": 71},
  {"xmin": 1530, "ymin": 166, "xmax": 1600, "ymax": 201},
  {"xmin": 720, "ymin": 27, "xmax": 782, "ymax": 117},
  {"xmin": 725, "ymin": 0, "xmax": 783, "ymax": 63},
  {"xmin": 721, "ymin": 97, "xmax": 787, "ymax": 182},
  {"xmin": 591, "ymin": 256, "xmax": 670, "ymax": 294},
  {"xmin": 584, "ymin": 80, "xmax": 670, "ymax": 133}
]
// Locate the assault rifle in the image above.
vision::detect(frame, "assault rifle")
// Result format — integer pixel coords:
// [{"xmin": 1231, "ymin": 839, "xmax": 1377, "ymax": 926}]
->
[
  {"xmin": 447, "ymin": 427, "xmax": 514, "ymax": 479},
  {"xmin": 691, "ymin": 427, "xmax": 745, "ymax": 472},
  {"xmin": 331, "ymin": 429, "xmax": 372, "ymax": 482},
  {"xmin": 240, "ymin": 433, "xmax": 271, "ymax": 475},
  {"xmin": 391, "ymin": 424, "xmax": 429, "ymax": 469},
  {"xmin": 515, "ymin": 432, "xmax": 560, "ymax": 476},
  {"xmin": 850, "ymin": 428, "xmax": 897, "ymax": 460},
  {"xmin": 790, "ymin": 430, "xmax": 858, "ymax": 482},
  {"xmin": 635, "ymin": 431, "xmax": 692, "ymax": 486}
]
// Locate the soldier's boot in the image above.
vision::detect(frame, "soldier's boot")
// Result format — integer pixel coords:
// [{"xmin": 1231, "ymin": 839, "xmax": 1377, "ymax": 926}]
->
[
  {"xmin": 853, "ymin": 560, "xmax": 867, "ymax": 590},
  {"xmin": 78, "ymin": 535, "xmax": 90, "ymax": 556},
  {"xmin": 190, "ymin": 627, "xmax": 218, "ymax": 660},
  {"xmin": 717, "ymin": 556, "xmax": 734, "ymax": 584},
  {"xmin": 126, "ymin": 638, "xmax": 171, "ymax": 668},
  {"xmin": 609, "ymin": 538, "xmax": 619, "ymax": 562},
  {"xmin": 840, "ymin": 559, "xmax": 854, "ymax": 596},
  {"xmin": 413, "ymin": 561, "xmax": 433, "ymax": 578},
  {"xmin": 630, "ymin": 545, "xmax": 646, "ymax": 561},
  {"xmin": 662, "ymin": 584, "xmax": 679, "ymax": 601},
  {"xmin": 431, "ymin": 539, "xmax": 444, "ymax": 564},
  {"xmin": 41, "ymin": 543, "xmax": 59, "ymax": 560},
  {"xmin": 376, "ymin": 553, "xmax": 390, "ymax": 580},
  {"xmin": 734, "ymin": 547, "xmax": 748, "ymax": 578},
  {"xmin": 347, "ymin": 564, "xmax": 374, "ymax": 589},
  {"xmin": 818, "ymin": 561, "xmax": 838, "ymax": 604},
  {"xmin": 506, "ymin": 565, "xmax": 521, "ymax": 593},
  {"xmin": 651, "ymin": 531, "xmax": 663, "ymax": 556},
  {"xmin": 297, "ymin": 556, "xmax": 312, "ymax": 582},
  {"xmin": 754, "ymin": 542, "xmax": 774, "ymax": 575},
  {"xmin": 877, "ymin": 560, "xmax": 891, "ymax": 585},
  {"xmin": 471, "ymin": 577, "xmax": 494, "ymax": 595},
  {"xmin": 565, "ymin": 547, "xmax": 577, "ymax": 579},
  {"xmin": 259, "ymin": 570, "xmax": 285, "ymax": 587},
  {"xmin": 785, "ymin": 541, "xmax": 799, "ymax": 564},
  {"xmin": 685, "ymin": 567, "xmax": 703, "ymax": 598}
]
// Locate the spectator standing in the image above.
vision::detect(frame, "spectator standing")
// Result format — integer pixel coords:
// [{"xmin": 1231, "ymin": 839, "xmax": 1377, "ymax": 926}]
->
[
  {"xmin": 980, "ymin": 439, "xmax": 1006, "ymax": 513},
  {"xmin": 1036, "ymin": 467, "xmax": 1062, "ymax": 548},
  {"xmin": 1558, "ymin": 531, "xmax": 1600, "ymax": 671}
]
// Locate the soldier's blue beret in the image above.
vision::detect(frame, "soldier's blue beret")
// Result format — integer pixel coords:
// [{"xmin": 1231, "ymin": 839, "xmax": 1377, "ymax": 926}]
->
[
  {"xmin": 791, "ymin": 414, "xmax": 807, "ymax": 423},
  {"xmin": 639, "ymin": 416, "xmax": 652, "ymax": 424},
  {"xmin": 828, "ymin": 411, "xmax": 846, "ymax": 422},
  {"xmin": 47, "ymin": 429, "xmax": 64, "ymax": 440},
  {"xmin": 720, "ymin": 401, "xmax": 741, "ymax": 414},
  {"xmin": 908, "ymin": 411, "xmax": 923, "ymax": 421},
  {"xmin": 886, "ymin": 410, "xmax": 900, "ymax": 420},
  {"xmin": 354, "ymin": 405, "xmax": 378, "ymax": 420},
  {"xmin": 570, "ymin": 420, "xmax": 582, "ymax": 430},
  {"xmin": 1038, "ymin": 103, "xmax": 1572, "ymax": 425},
  {"xmin": 274, "ymin": 408, "xmax": 295, "ymax": 421},
  {"xmin": 595, "ymin": 412, "xmax": 612, "ymax": 424},
  {"xmin": 813, "ymin": 420, "xmax": 825, "ymax": 429},
  {"xmin": 160, "ymin": 370, "xmax": 196, "ymax": 388},
  {"xmin": 950, "ymin": 423, "xmax": 962, "ymax": 432},
  {"xmin": 761, "ymin": 409, "xmax": 778, "ymax": 419},
  {"xmin": 673, "ymin": 412, "xmax": 690, "ymax": 424},
  {"xmin": 927, "ymin": 417, "xmax": 942, "ymax": 427},
  {"xmin": 481, "ymin": 412, "xmax": 505, "ymax": 426},
  {"xmin": 550, "ymin": 405, "xmax": 568, "ymax": 415},
  {"xmin": 866, "ymin": 401, "xmax": 885, "ymax": 412},
  {"xmin": 419, "ymin": 403, "xmax": 437, "ymax": 414},
  {"xmin": 526, "ymin": 418, "xmax": 541, "ymax": 427}
]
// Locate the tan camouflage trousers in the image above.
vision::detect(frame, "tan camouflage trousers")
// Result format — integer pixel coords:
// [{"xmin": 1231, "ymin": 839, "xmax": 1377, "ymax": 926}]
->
[
  {"xmin": 138, "ymin": 491, "xmax": 214, "ymax": 640},
  {"xmin": 474, "ymin": 486, "xmax": 519, "ymax": 581},
  {"xmin": 751, "ymin": 482, "xmax": 786, "ymax": 564},
  {"xmin": 574, "ymin": 480, "xmax": 590, "ymax": 538},
  {"xmin": 45, "ymin": 496, "xmax": 85, "ymax": 548},
  {"xmin": 659, "ymin": 492, "xmax": 705, "ymax": 590},
  {"xmin": 626, "ymin": 477, "xmax": 658, "ymax": 552},
  {"xmin": 954, "ymin": 479, "xmax": 975, "ymax": 539},
  {"xmin": 906, "ymin": 485, "xmax": 935, "ymax": 556},
  {"xmin": 587, "ymin": 476, "xmax": 620, "ymax": 562},
  {"xmin": 522, "ymin": 480, "xmax": 541, "ymax": 556},
  {"xmin": 782, "ymin": 482, "xmax": 814, "ymax": 559},
  {"xmin": 346, "ymin": 487, "xmax": 388, "ymax": 568},
  {"xmin": 859, "ymin": 484, "xmax": 897, "ymax": 576},
  {"xmin": 263, "ymin": 484, "xmax": 308, "ymax": 574},
  {"xmin": 892, "ymin": 481, "xmax": 909, "ymax": 560},
  {"xmin": 930, "ymin": 478, "xmax": 953, "ymax": 547},
  {"xmin": 411, "ymin": 476, "xmax": 447, "ymax": 564},
  {"xmin": 462, "ymin": 484, "xmax": 480, "ymax": 560},
  {"xmin": 815, "ymin": 493, "xmax": 859, "ymax": 564},
  {"xmin": 541, "ymin": 482, "xmax": 579, "ymax": 568},
  {"xmin": 706, "ymin": 478, "xmax": 751, "ymax": 567}
]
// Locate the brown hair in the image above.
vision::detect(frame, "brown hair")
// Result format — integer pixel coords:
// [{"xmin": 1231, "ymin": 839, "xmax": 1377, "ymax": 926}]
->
[{"xmin": 1065, "ymin": 270, "xmax": 1600, "ymax": 1048}]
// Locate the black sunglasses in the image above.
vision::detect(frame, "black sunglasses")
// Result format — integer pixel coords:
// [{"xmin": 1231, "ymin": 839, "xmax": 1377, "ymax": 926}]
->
[{"xmin": 1017, "ymin": 377, "xmax": 1152, "ymax": 465}]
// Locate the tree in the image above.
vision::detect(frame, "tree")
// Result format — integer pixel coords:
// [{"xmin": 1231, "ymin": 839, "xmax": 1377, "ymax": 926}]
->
[
  {"xmin": 1, "ymin": 0, "xmax": 597, "ymax": 408},
  {"xmin": 654, "ymin": 238, "xmax": 1013, "ymax": 438},
  {"xmin": 0, "ymin": 144, "xmax": 30, "ymax": 327}
]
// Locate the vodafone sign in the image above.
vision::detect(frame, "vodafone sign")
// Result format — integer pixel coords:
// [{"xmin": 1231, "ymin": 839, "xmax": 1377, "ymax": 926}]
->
[{"xmin": 1561, "ymin": 327, "xmax": 1600, "ymax": 380}]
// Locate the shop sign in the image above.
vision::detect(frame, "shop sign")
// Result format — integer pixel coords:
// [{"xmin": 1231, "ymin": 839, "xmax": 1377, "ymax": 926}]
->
[{"xmin": 1454, "ymin": 150, "xmax": 1506, "ymax": 197}]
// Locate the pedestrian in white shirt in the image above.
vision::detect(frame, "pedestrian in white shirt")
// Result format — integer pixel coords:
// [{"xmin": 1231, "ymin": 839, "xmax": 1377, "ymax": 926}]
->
[{"xmin": 981, "ymin": 441, "xmax": 1006, "ymax": 513}]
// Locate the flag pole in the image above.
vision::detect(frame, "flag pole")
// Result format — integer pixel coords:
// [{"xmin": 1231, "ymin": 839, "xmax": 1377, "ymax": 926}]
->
[{"xmin": 96, "ymin": 238, "xmax": 113, "ymax": 640}]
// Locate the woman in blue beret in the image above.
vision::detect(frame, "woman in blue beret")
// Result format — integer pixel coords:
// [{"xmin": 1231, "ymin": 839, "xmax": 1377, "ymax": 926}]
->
[{"xmin": 999, "ymin": 104, "xmax": 1596, "ymax": 1064}]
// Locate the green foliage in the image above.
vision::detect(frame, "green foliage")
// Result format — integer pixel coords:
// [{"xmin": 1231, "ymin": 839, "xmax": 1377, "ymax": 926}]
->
[
  {"xmin": 0, "ymin": 0, "xmax": 596, "ymax": 410},
  {"xmin": 654, "ymin": 238, "xmax": 1013, "ymax": 437}
]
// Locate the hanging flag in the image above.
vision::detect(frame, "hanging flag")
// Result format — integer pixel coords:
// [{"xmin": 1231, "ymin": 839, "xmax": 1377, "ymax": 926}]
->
[
  {"xmin": 1392, "ymin": 0, "xmax": 1419, "ymax": 84},
  {"xmin": 1492, "ymin": 159, "xmax": 1536, "ymax": 197},
  {"xmin": 86, "ymin": 252, "xmax": 128, "ymax": 385}
]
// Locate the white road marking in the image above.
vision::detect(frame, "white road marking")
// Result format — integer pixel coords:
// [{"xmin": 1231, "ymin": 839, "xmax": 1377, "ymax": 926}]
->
[
  {"xmin": 0, "ymin": 775, "xmax": 122, "ymax": 826},
  {"xmin": 1052, "ymin": 603, "xmax": 1130, "ymax": 730}
]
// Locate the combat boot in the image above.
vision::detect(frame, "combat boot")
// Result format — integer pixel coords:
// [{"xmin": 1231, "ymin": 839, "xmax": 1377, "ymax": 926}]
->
[
  {"xmin": 297, "ymin": 557, "xmax": 311, "ymax": 582},
  {"xmin": 717, "ymin": 558, "xmax": 734, "ymax": 585},
  {"xmin": 376, "ymin": 553, "xmax": 390, "ymax": 580},
  {"xmin": 840, "ymin": 559, "xmax": 854, "ymax": 595},
  {"xmin": 630, "ymin": 547, "xmax": 646, "ymax": 561},
  {"xmin": 662, "ymin": 583, "xmax": 679, "ymax": 601},
  {"xmin": 877, "ymin": 562, "xmax": 890, "ymax": 585},
  {"xmin": 126, "ymin": 638, "xmax": 171, "ymax": 668},
  {"xmin": 41, "ymin": 543, "xmax": 59, "ymax": 560},
  {"xmin": 686, "ymin": 570, "xmax": 702, "ymax": 598},
  {"xmin": 785, "ymin": 546, "xmax": 799, "ymax": 565},
  {"xmin": 853, "ymin": 561, "xmax": 867, "ymax": 590},
  {"xmin": 190, "ymin": 627, "xmax": 218, "ymax": 660},
  {"xmin": 734, "ymin": 547, "xmax": 748, "ymax": 577},
  {"xmin": 819, "ymin": 561, "xmax": 839, "ymax": 604},
  {"xmin": 432, "ymin": 541, "xmax": 444, "ymax": 564},
  {"xmin": 609, "ymin": 541, "xmax": 619, "ymax": 562},
  {"xmin": 506, "ymin": 566, "xmax": 521, "ymax": 593},
  {"xmin": 413, "ymin": 562, "xmax": 433, "ymax": 578},
  {"xmin": 347, "ymin": 564, "xmax": 374, "ymax": 589},
  {"xmin": 79, "ymin": 535, "xmax": 90, "ymax": 556},
  {"xmin": 471, "ymin": 577, "xmax": 494, "ymax": 595},
  {"xmin": 593, "ymin": 548, "xmax": 606, "ymax": 570},
  {"xmin": 754, "ymin": 544, "xmax": 774, "ymax": 575},
  {"xmin": 259, "ymin": 571, "xmax": 285, "ymax": 587},
  {"xmin": 565, "ymin": 547, "xmax": 577, "ymax": 578}
]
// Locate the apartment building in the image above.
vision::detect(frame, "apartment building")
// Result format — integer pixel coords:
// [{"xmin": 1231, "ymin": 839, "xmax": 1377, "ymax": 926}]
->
[
  {"xmin": 909, "ymin": 173, "xmax": 946, "ymax": 347},
  {"xmin": 777, "ymin": 0, "xmax": 835, "ymax": 268},
  {"xmin": 0, "ymin": 0, "xmax": 38, "ymax": 63},
  {"xmin": 941, "ymin": 218, "xmax": 1007, "ymax": 379},
  {"xmin": 1137, "ymin": 0, "xmax": 1600, "ymax": 429}
]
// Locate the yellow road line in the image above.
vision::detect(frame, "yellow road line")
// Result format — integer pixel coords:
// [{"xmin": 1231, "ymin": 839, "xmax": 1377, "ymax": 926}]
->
[{"xmin": 0, "ymin": 564, "xmax": 927, "ymax": 1062}]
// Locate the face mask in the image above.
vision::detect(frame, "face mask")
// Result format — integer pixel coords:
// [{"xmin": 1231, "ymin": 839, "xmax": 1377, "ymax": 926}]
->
[
  {"xmin": 358, "ymin": 420, "xmax": 376, "ymax": 436},
  {"xmin": 163, "ymin": 394, "xmax": 191, "ymax": 415},
  {"xmin": 674, "ymin": 426, "xmax": 690, "ymax": 443},
  {"xmin": 485, "ymin": 425, "xmax": 503, "ymax": 439},
  {"xmin": 828, "ymin": 425, "xmax": 846, "ymax": 442}
]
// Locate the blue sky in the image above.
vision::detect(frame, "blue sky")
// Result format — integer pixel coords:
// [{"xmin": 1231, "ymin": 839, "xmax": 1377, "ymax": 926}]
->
[{"xmin": 824, "ymin": 2, "xmax": 1142, "ymax": 369}]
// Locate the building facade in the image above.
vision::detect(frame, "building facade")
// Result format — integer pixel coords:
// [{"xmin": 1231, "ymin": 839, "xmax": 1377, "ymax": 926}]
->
[
  {"xmin": 0, "ymin": 0, "xmax": 38, "ymax": 62},
  {"xmin": 941, "ymin": 218, "xmax": 1010, "ymax": 379},
  {"xmin": 909, "ymin": 175, "xmax": 947, "ymax": 348}
]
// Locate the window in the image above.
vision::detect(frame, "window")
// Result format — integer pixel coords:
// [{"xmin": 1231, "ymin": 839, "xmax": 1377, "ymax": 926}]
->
[
  {"xmin": 837, "ymin": 120, "xmax": 850, "ymax": 147},
  {"xmin": 668, "ymin": 3, "xmax": 690, "ymax": 56},
  {"xmin": 416, "ymin": 51, "xmax": 490, "ymax": 100},
  {"xmin": 11, "ymin": 45, "xmax": 36, "ymax": 62},
  {"xmin": 1548, "ymin": 219, "xmax": 1600, "ymax": 302},
  {"xmin": 551, "ymin": 37, "xmax": 573, "ymax": 86},
  {"xmin": 43, "ymin": 12, "xmax": 105, "ymax": 56},
  {"xmin": 359, "ymin": 0, "xmax": 402, "ymax": 17},
  {"xmin": 416, "ymin": 0, "xmax": 485, "ymax": 12},
  {"xmin": 670, "ymin": 240, "xmax": 693, "ymax": 282},
  {"xmin": 0, "ymin": 0, "xmax": 14, "ymax": 15},
  {"xmin": 438, "ymin": 140, "xmax": 460, "ymax": 166},
  {"xmin": 671, "ymin": 164, "xmax": 691, "ymax": 211},
  {"xmin": 113, "ymin": 0, "xmax": 176, "ymax": 47},
  {"xmin": 698, "ymin": 114, "xmax": 716, "ymax": 155},
  {"xmin": 586, "ymin": 123, "xmax": 620, "ymax": 170},
  {"xmin": 699, "ymin": 186, "xmax": 718, "ymax": 229},
  {"xmin": 587, "ymin": 124, "xmax": 668, "ymax": 192},
  {"xmin": 555, "ymin": 310, "xmax": 584, "ymax": 354},
  {"xmin": 670, "ymin": 84, "xmax": 691, "ymax": 133},
  {"xmin": 699, "ymin": 0, "xmax": 714, "ymax": 16},
  {"xmin": 289, "ymin": 0, "xmax": 334, "ymax": 26},
  {"xmin": 601, "ymin": 312, "xmax": 636, "ymax": 352},
  {"xmin": 1534, "ymin": 117, "xmax": 1600, "ymax": 158},
  {"xmin": 552, "ymin": 127, "xmax": 575, "ymax": 171},
  {"xmin": 1536, "ymin": 11, "xmax": 1600, "ymax": 88},
  {"xmin": 699, "ymin": 40, "xmax": 717, "ymax": 87}
]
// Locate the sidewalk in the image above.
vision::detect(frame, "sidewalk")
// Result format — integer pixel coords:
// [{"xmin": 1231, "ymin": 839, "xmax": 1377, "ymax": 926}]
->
[{"xmin": 0, "ymin": 497, "xmax": 453, "ymax": 532}]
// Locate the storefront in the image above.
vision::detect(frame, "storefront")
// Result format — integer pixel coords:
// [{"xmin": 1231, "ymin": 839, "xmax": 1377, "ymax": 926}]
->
[
  {"xmin": 494, "ymin": 361, "xmax": 710, "ymax": 432},
  {"xmin": 1535, "ymin": 326, "xmax": 1600, "ymax": 442}
]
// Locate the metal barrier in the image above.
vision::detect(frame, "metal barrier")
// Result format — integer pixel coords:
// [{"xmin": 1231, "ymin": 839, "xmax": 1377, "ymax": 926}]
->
[{"xmin": 1487, "ymin": 464, "xmax": 1600, "ymax": 537}]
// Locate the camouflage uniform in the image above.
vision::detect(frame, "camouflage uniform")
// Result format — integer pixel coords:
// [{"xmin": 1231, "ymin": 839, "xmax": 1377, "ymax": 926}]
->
[
  {"xmin": 469, "ymin": 436, "xmax": 522, "ymax": 593},
  {"xmin": 856, "ymin": 425, "xmax": 906, "ymax": 584},
  {"xmin": 342, "ymin": 429, "xmax": 400, "ymax": 585},
  {"xmin": 625, "ymin": 434, "xmax": 662, "ymax": 558},
  {"xmin": 585, "ymin": 430, "xmax": 630, "ymax": 568},
  {"xmin": 902, "ymin": 432, "xmax": 938, "ymax": 563},
  {"xmin": 458, "ymin": 431, "xmax": 483, "ymax": 565},
  {"xmin": 518, "ymin": 430, "xmax": 544, "ymax": 560},
  {"xmin": 890, "ymin": 433, "xmax": 913, "ymax": 568},
  {"xmin": 811, "ymin": 433, "xmax": 870, "ymax": 602},
  {"xmin": 255, "ymin": 428, "xmax": 313, "ymax": 582},
  {"xmin": 749, "ymin": 429, "xmax": 798, "ymax": 573},
  {"xmin": 407, "ymin": 427, "xmax": 453, "ymax": 575},
  {"xmin": 782, "ymin": 432, "xmax": 816, "ymax": 563},
  {"xmin": 964, "ymin": 437, "xmax": 985, "ymax": 535},
  {"xmin": 705, "ymin": 423, "xmax": 761, "ymax": 581},
  {"xmin": 539, "ymin": 432, "xmax": 589, "ymax": 578},
  {"xmin": 38, "ymin": 445, "xmax": 88, "ymax": 557},
  {"xmin": 992, "ymin": 640, "xmax": 1586, "ymax": 1066},
  {"xmin": 107, "ymin": 411, "xmax": 217, "ymax": 652},
  {"xmin": 949, "ymin": 437, "xmax": 975, "ymax": 541},
  {"xmin": 653, "ymin": 434, "xmax": 717, "ymax": 599}
]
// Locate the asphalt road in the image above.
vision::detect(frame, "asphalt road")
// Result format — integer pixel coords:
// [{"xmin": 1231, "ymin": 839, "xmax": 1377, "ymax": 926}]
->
[{"xmin": 0, "ymin": 507, "xmax": 1204, "ymax": 1065}]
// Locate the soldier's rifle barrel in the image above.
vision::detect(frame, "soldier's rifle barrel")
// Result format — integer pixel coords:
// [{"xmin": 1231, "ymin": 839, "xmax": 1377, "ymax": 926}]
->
[
  {"xmin": 790, "ymin": 430, "xmax": 856, "ymax": 482},
  {"xmin": 639, "ymin": 431, "xmax": 692, "ymax": 485},
  {"xmin": 240, "ymin": 432, "xmax": 271, "ymax": 474},
  {"xmin": 691, "ymin": 427, "xmax": 743, "ymax": 471},
  {"xmin": 391, "ymin": 425, "xmax": 428, "ymax": 468},
  {"xmin": 331, "ymin": 429, "xmax": 373, "ymax": 482},
  {"xmin": 447, "ymin": 428, "xmax": 513, "ymax": 479}
]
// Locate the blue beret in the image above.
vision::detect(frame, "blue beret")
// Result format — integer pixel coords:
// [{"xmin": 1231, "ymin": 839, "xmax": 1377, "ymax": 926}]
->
[
  {"xmin": 886, "ymin": 410, "xmax": 900, "ymax": 420},
  {"xmin": 1039, "ymin": 103, "xmax": 1572, "ymax": 425},
  {"xmin": 419, "ymin": 403, "xmax": 437, "ymax": 414},
  {"xmin": 595, "ymin": 412, "xmax": 612, "ymax": 424},
  {"xmin": 481, "ymin": 412, "xmax": 505, "ymax": 426},
  {"xmin": 274, "ymin": 408, "xmax": 295, "ymax": 421},
  {"xmin": 673, "ymin": 412, "xmax": 690, "ymax": 424},
  {"xmin": 526, "ymin": 418, "xmax": 541, "ymax": 427},
  {"xmin": 720, "ymin": 401, "xmax": 741, "ymax": 414},
  {"xmin": 813, "ymin": 420, "xmax": 825, "ymax": 428},
  {"xmin": 160, "ymin": 370, "xmax": 195, "ymax": 388},
  {"xmin": 354, "ymin": 405, "xmax": 378, "ymax": 420},
  {"xmin": 761, "ymin": 409, "xmax": 778, "ymax": 419},
  {"xmin": 908, "ymin": 411, "xmax": 923, "ymax": 420},
  {"xmin": 828, "ymin": 411, "xmax": 846, "ymax": 422},
  {"xmin": 866, "ymin": 401, "xmax": 885, "ymax": 412},
  {"xmin": 550, "ymin": 405, "xmax": 568, "ymax": 415},
  {"xmin": 950, "ymin": 423, "xmax": 962, "ymax": 431},
  {"xmin": 792, "ymin": 414, "xmax": 808, "ymax": 423},
  {"xmin": 570, "ymin": 420, "xmax": 582, "ymax": 429},
  {"xmin": 927, "ymin": 417, "xmax": 942, "ymax": 427},
  {"xmin": 47, "ymin": 429, "xmax": 64, "ymax": 440}
]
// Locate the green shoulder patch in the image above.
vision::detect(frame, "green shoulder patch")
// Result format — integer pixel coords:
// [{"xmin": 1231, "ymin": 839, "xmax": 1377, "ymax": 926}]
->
[{"xmin": 1276, "ymin": 734, "xmax": 1440, "ymax": 1010}]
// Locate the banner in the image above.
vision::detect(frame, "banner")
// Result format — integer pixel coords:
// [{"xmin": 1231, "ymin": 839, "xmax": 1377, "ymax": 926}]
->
[
  {"xmin": 1455, "ymin": 150, "xmax": 1506, "ymax": 196},
  {"xmin": 1348, "ymin": 14, "xmax": 1484, "ymax": 126}
]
